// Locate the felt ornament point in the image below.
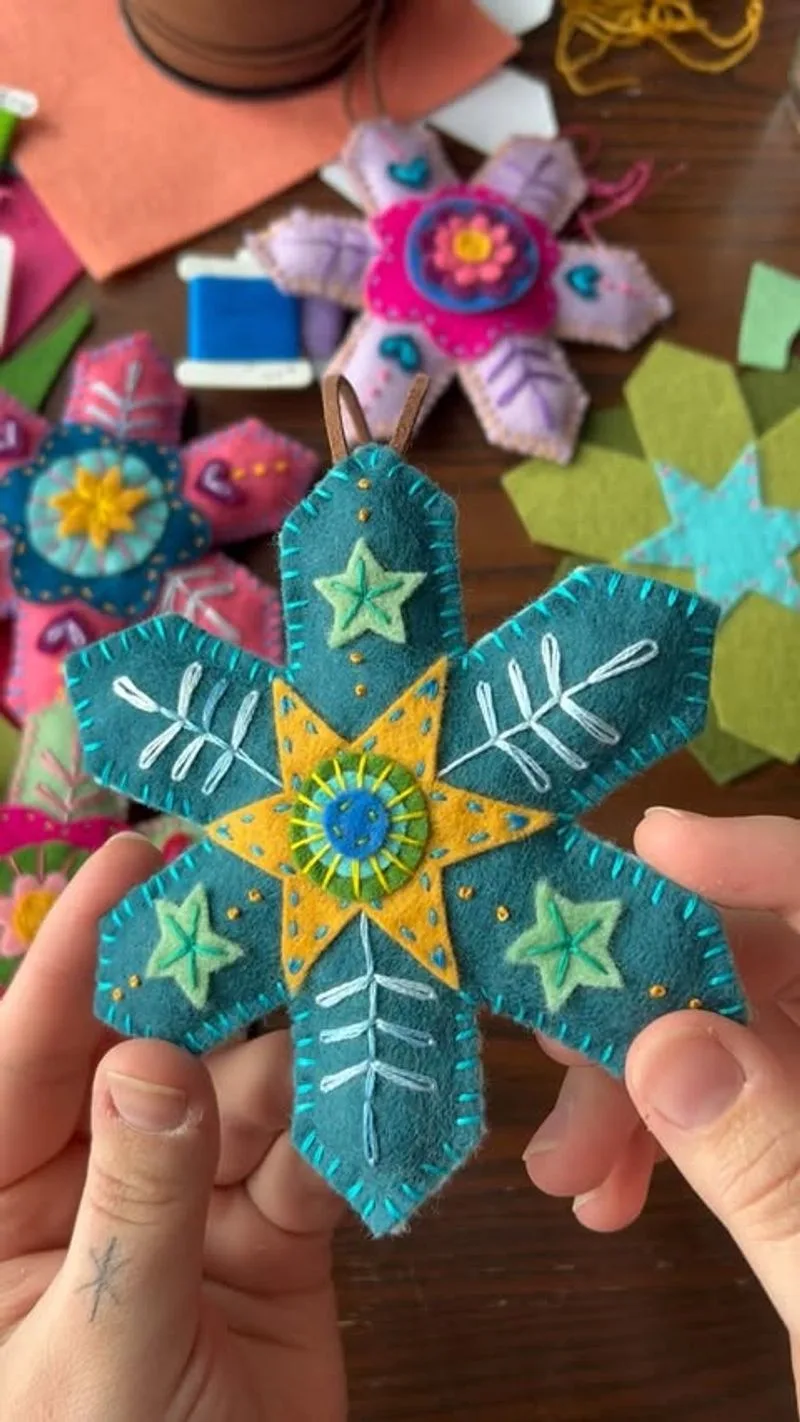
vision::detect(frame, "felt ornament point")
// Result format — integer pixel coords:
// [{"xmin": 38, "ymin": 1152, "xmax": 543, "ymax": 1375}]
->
[
  {"xmin": 0, "ymin": 332, "xmax": 317, "ymax": 716},
  {"xmin": 66, "ymin": 376, "xmax": 744, "ymax": 1237},
  {"xmin": 253, "ymin": 122, "xmax": 671, "ymax": 462},
  {"xmin": 738, "ymin": 262, "xmax": 800, "ymax": 372},
  {"xmin": 505, "ymin": 340, "xmax": 800, "ymax": 768}
]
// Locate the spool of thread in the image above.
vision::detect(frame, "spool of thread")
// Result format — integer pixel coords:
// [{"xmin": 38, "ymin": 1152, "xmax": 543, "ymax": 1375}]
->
[{"xmin": 121, "ymin": 0, "xmax": 384, "ymax": 95}]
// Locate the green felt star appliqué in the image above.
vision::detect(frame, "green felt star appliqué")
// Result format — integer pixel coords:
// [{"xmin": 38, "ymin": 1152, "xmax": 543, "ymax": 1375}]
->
[
  {"xmin": 504, "ymin": 342, "xmax": 800, "ymax": 767},
  {"xmin": 506, "ymin": 881, "xmax": 623, "ymax": 1012},
  {"xmin": 314, "ymin": 537, "xmax": 426, "ymax": 647},
  {"xmin": 147, "ymin": 884, "xmax": 242, "ymax": 1008}
]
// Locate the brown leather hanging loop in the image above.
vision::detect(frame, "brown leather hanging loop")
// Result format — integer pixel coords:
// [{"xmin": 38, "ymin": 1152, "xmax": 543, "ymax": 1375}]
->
[
  {"xmin": 342, "ymin": 0, "xmax": 390, "ymax": 122},
  {"xmin": 389, "ymin": 373, "xmax": 429, "ymax": 456},
  {"xmin": 322, "ymin": 373, "xmax": 373, "ymax": 462}
]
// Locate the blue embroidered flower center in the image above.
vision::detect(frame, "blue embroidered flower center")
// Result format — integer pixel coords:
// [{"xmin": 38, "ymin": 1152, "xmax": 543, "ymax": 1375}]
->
[
  {"xmin": 322, "ymin": 788, "xmax": 390, "ymax": 859},
  {"xmin": 28, "ymin": 446, "xmax": 170, "ymax": 580},
  {"xmin": 406, "ymin": 194, "xmax": 538, "ymax": 315},
  {"xmin": 290, "ymin": 750, "xmax": 430, "ymax": 903}
]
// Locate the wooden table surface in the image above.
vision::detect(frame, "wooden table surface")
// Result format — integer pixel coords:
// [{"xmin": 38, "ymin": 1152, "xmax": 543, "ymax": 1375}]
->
[{"xmin": 48, "ymin": 4, "xmax": 800, "ymax": 1417}]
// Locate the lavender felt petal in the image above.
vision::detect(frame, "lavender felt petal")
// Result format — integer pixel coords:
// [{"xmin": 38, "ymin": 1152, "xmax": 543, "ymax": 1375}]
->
[
  {"xmin": 249, "ymin": 211, "xmax": 376, "ymax": 310},
  {"xmin": 328, "ymin": 313, "xmax": 455, "ymax": 442},
  {"xmin": 473, "ymin": 138, "xmax": 588, "ymax": 232},
  {"xmin": 459, "ymin": 336, "xmax": 589, "ymax": 463},
  {"xmin": 553, "ymin": 243, "xmax": 674, "ymax": 351},
  {"xmin": 343, "ymin": 120, "xmax": 457, "ymax": 214}
]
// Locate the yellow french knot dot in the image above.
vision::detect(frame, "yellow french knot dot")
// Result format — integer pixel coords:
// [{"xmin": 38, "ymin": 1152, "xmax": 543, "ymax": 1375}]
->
[
  {"xmin": 349, "ymin": 651, "xmax": 364, "ymax": 664},
  {"xmin": 128, "ymin": 974, "xmax": 142, "ymax": 989},
  {"xmin": 354, "ymin": 683, "xmax": 368, "ymax": 698},
  {"xmin": 247, "ymin": 888, "xmax": 263, "ymax": 902},
  {"xmin": 495, "ymin": 905, "xmax": 510, "ymax": 922},
  {"xmin": 226, "ymin": 906, "xmax": 241, "ymax": 920},
  {"xmin": 458, "ymin": 885, "xmax": 475, "ymax": 900},
  {"xmin": 357, "ymin": 477, "xmax": 371, "ymax": 489},
  {"xmin": 111, "ymin": 987, "xmax": 124, "ymax": 1002},
  {"xmin": 357, "ymin": 507, "xmax": 371, "ymax": 523},
  {"xmin": 648, "ymin": 983, "xmax": 667, "ymax": 999},
  {"xmin": 688, "ymin": 997, "xmax": 703, "ymax": 1009}
]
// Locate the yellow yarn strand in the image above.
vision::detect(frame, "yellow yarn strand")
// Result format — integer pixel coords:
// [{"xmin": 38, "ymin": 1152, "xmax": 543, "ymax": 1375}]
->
[{"xmin": 556, "ymin": 0, "xmax": 765, "ymax": 95}]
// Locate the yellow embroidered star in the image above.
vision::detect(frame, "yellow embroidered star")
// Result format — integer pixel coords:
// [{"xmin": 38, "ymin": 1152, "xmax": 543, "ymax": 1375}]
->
[
  {"xmin": 49, "ymin": 465, "xmax": 150, "ymax": 550},
  {"xmin": 208, "ymin": 658, "xmax": 554, "ymax": 994}
]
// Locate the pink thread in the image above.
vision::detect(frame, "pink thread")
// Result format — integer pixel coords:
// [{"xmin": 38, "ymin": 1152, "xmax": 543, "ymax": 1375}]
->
[{"xmin": 563, "ymin": 122, "xmax": 683, "ymax": 244}]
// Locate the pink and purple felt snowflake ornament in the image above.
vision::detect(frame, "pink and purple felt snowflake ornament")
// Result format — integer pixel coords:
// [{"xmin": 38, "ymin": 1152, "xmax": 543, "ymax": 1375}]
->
[
  {"xmin": 251, "ymin": 121, "xmax": 673, "ymax": 462},
  {"xmin": 0, "ymin": 333, "xmax": 318, "ymax": 716}
]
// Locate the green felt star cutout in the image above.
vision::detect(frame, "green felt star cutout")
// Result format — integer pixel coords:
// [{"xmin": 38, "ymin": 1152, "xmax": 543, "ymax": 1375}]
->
[
  {"xmin": 314, "ymin": 537, "xmax": 426, "ymax": 647},
  {"xmin": 146, "ymin": 884, "xmax": 242, "ymax": 1008},
  {"xmin": 506, "ymin": 880, "xmax": 624, "ymax": 1013}
]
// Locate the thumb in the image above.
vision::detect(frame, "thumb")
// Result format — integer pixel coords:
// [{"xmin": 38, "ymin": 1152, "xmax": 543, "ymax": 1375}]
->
[
  {"xmin": 47, "ymin": 1039, "xmax": 219, "ymax": 1408},
  {"xmin": 627, "ymin": 1013, "xmax": 800, "ymax": 1341}
]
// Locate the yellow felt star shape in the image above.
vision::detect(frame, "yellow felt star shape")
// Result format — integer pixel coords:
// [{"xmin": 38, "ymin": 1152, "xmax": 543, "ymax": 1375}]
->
[
  {"xmin": 49, "ymin": 465, "xmax": 150, "ymax": 550},
  {"xmin": 208, "ymin": 658, "xmax": 554, "ymax": 994}
]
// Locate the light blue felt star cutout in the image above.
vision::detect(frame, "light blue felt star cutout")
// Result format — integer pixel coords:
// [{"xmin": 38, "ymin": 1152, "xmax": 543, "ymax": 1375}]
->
[{"xmin": 624, "ymin": 444, "xmax": 800, "ymax": 617}]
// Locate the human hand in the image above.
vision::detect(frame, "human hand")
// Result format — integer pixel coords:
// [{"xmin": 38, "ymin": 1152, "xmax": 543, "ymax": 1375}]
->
[
  {"xmin": 525, "ymin": 811, "xmax": 800, "ymax": 1399},
  {"xmin": 0, "ymin": 833, "xmax": 346, "ymax": 1422}
]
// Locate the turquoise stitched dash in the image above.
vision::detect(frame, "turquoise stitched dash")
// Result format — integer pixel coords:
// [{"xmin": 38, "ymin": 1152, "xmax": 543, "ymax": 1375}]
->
[
  {"xmin": 455, "ymin": 1115, "xmax": 481, "ymax": 1127},
  {"xmin": 683, "ymin": 896, "xmax": 698, "ymax": 920},
  {"xmin": 702, "ymin": 944, "xmax": 728, "ymax": 960},
  {"xmin": 383, "ymin": 1196, "xmax": 402, "ymax": 1223},
  {"xmin": 709, "ymin": 971, "xmax": 735, "ymax": 987}
]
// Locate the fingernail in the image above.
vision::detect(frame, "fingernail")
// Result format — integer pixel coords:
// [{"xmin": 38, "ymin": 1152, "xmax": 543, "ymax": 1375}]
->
[
  {"xmin": 107, "ymin": 1071, "xmax": 188, "ymax": 1134},
  {"xmin": 643, "ymin": 806, "xmax": 689, "ymax": 819},
  {"xmin": 634, "ymin": 1032, "xmax": 745, "ymax": 1131},
  {"xmin": 523, "ymin": 1100, "xmax": 571, "ymax": 1158},
  {"xmin": 572, "ymin": 1188, "xmax": 600, "ymax": 1216}
]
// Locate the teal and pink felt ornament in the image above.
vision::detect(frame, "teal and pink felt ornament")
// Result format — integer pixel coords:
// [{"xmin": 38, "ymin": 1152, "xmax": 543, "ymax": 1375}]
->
[
  {"xmin": 251, "ymin": 120, "xmax": 672, "ymax": 462},
  {"xmin": 0, "ymin": 332, "xmax": 318, "ymax": 717},
  {"xmin": 66, "ymin": 376, "xmax": 745, "ymax": 1237},
  {"xmin": 0, "ymin": 696, "xmax": 128, "ymax": 996}
]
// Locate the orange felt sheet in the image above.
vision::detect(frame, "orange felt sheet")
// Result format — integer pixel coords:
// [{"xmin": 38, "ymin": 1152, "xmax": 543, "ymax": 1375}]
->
[{"xmin": 2, "ymin": 0, "xmax": 517, "ymax": 280}]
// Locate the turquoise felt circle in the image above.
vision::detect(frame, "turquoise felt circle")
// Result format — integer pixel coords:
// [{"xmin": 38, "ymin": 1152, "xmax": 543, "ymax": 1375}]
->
[{"xmin": 27, "ymin": 446, "xmax": 170, "ymax": 580}]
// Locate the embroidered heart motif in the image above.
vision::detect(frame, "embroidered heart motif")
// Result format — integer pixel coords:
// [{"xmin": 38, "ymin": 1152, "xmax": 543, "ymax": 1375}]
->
[
  {"xmin": 387, "ymin": 155, "xmax": 431, "ymax": 190},
  {"xmin": 565, "ymin": 264, "xmax": 602, "ymax": 301},
  {"xmin": 37, "ymin": 611, "xmax": 92, "ymax": 655},
  {"xmin": 197, "ymin": 459, "xmax": 246, "ymax": 506},
  {"xmin": 379, "ymin": 334, "xmax": 423, "ymax": 374},
  {"xmin": 0, "ymin": 417, "xmax": 26, "ymax": 458}
]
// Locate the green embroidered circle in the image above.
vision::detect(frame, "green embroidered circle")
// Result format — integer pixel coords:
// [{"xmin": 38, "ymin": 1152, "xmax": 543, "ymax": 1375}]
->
[{"xmin": 289, "ymin": 750, "xmax": 429, "ymax": 903}]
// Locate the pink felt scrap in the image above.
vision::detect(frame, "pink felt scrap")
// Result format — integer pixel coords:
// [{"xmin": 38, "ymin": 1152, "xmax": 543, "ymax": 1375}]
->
[
  {"xmin": 0, "ymin": 174, "xmax": 82, "ymax": 356},
  {"xmin": 0, "ymin": 805, "xmax": 126, "ymax": 854}
]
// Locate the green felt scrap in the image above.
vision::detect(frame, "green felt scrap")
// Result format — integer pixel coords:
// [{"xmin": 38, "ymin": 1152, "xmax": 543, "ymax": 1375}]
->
[
  {"xmin": 738, "ymin": 262, "xmax": 800, "ymax": 372},
  {"xmin": 0, "ymin": 303, "xmax": 93, "ymax": 409},
  {"xmin": 713, "ymin": 598, "xmax": 800, "ymax": 764},
  {"xmin": 581, "ymin": 405, "xmax": 643, "ymax": 457},
  {"xmin": 0, "ymin": 110, "xmax": 17, "ymax": 166},
  {"xmin": 690, "ymin": 704, "xmax": 771, "ymax": 785},
  {"xmin": 0, "ymin": 714, "xmax": 20, "ymax": 799},
  {"xmin": 624, "ymin": 342, "xmax": 754, "ymax": 484},
  {"xmin": 740, "ymin": 362, "xmax": 800, "ymax": 434},
  {"xmin": 503, "ymin": 443, "xmax": 670, "ymax": 564}
]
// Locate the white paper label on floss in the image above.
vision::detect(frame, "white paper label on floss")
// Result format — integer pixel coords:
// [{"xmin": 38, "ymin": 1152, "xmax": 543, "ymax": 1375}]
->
[
  {"xmin": 0, "ymin": 87, "xmax": 38, "ymax": 118},
  {"xmin": 431, "ymin": 68, "xmax": 558, "ymax": 152}
]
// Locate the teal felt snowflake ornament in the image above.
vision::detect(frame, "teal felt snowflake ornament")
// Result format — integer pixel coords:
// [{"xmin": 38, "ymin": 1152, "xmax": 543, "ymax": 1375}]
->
[{"xmin": 66, "ymin": 376, "xmax": 746, "ymax": 1238}]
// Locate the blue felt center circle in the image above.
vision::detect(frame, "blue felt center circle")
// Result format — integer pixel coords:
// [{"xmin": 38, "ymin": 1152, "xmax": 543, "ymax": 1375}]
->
[
  {"xmin": 405, "ymin": 196, "xmax": 538, "ymax": 316},
  {"xmin": 28, "ymin": 445, "xmax": 170, "ymax": 580},
  {"xmin": 322, "ymin": 788, "xmax": 390, "ymax": 860}
]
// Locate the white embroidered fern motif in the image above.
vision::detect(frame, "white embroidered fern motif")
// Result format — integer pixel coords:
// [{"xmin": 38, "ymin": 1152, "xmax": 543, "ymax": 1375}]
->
[
  {"xmin": 315, "ymin": 915, "xmax": 438, "ymax": 1167},
  {"xmin": 158, "ymin": 564, "xmax": 239, "ymax": 642},
  {"xmin": 112, "ymin": 661, "xmax": 281, "ymax": 795},
  {"xmin": 83, "ymin": 358, "xmax": 176, "ymax": 438},
  {"xmin": 438, "ymin": 633, "xmax": 659, "ymax": 793}
]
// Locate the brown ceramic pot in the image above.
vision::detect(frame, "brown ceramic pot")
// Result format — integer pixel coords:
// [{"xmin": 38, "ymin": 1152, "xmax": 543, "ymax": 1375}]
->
[{"xmin": 122, "ymin": 0, "xmax": 379, "ymax": 94}]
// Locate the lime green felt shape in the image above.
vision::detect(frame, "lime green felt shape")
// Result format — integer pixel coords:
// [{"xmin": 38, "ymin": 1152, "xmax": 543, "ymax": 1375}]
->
[
  {"xmin": 313, "ymin": 537, "xmax": 426, "ymax": 648},
  {"xmin": 0, "ymin": 714, "xmax": 21, "ymax": 801},
  {"xmin": 0, "ymin": 304, "xmax": 93, "ymax": 410},
  {"xmin": 506, "ymin": 880, "xmax": 624, "ymax": 1013},
  {"xmin": 146, "ymin": 883, "xmax": 243, "ymax": 1008},
  {"xmin": 738, "ymin": 263, "xmax": 800, "ymax": 372},
  {"xmin": 503, "ymin": 341, "xmax": 800, "ymax": 764}
]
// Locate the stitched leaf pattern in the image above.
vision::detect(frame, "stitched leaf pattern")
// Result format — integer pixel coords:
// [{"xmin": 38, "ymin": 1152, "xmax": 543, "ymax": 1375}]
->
[
  {"xmin": 10, "ymin": 703, "xmax": 125, "ymax": 823},
  {"xmin": 440, "ymin": 633, "xmax": 659, "ymax": 794},
  {"xmin": 252, "ymin": 212, "xmax": 377, "ymax": 306},
  {"xmin": 112, "ymin": 661, "xmax": 280, "ymax": 796},
  {"xmin": 158, "ymin": 563, "xmax": 240, "ymax": 642}
]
